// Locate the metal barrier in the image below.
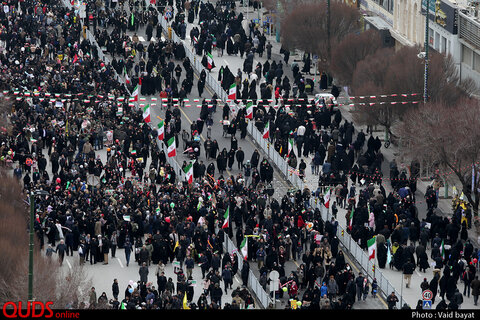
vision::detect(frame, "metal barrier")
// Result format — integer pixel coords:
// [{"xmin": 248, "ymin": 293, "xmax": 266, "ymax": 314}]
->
[
  {"xmin": 222, "ymin": 233, "xmax": 273, "ymax": 309},
  {"xmin": 158, "ymin": 17, "xmax": 228, "ymax": 102},
  {"xmin": 245, "ymin": 112, "xmax": 405, "ymax": 307},
  {"xmin": 63, "ymin": 3, "xmax": 402, "ymax": 308},
  {"xmin": 59, "ymin": 0, "xmax": 186, "ymax": 183},
  {"xmin": 246, "ymin": 120, "xmax": 305, "ymax": 191},
  {"xmin": 315, "ymin": 200, "xmax": 404, "ymax": 309}
]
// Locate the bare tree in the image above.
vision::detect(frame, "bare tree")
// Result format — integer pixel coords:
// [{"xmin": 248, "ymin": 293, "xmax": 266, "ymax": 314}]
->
[
  {"xmin": 350, "ymin": 45, "xmax": 476, "ymax": 138},
  {"xmin": 280, "ymin": 1, "xmax": 360, "ymax": 70},
  {"xmin": 396, "ymin": 99, "xmax": 480, "ymax": 214},
  {"xmin": 330, "ymin": 29, "xmax": 383, "ymax": 86}
]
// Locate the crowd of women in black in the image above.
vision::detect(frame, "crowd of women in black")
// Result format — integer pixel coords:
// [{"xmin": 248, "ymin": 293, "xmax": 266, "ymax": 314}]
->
[{"xmin": 0, "ymin": 0, "xmax": 371, "ymax": 311}]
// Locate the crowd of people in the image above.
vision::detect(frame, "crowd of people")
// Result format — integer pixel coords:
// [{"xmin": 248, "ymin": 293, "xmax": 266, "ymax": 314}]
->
[
  {"xmin": 0, "ymin": 0, "xmax": 372, "ymax": 311},
  {"xmin": 3, "ymin": 0, "xmax": 479, "ymax": 312}
]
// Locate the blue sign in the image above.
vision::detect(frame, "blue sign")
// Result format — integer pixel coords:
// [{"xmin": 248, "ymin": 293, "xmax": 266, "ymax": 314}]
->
[
  {"xmin": 421, "ymin": 0, "xmax": 436, "ymax": 14},
  {"xmin": 423, "ymin": 300, "xmax": 432, "ymax": 310}
]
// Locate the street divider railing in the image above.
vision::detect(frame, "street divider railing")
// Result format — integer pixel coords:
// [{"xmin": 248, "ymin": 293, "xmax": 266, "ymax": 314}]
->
[
  {"xmin": 246, "ymin": 121, "xmax": 305, "ymax": 191},
  {"xmin": 223, "ymin": 233, "xmax": 273, "ymax": 309},
  {"xmin": 245, "ymin": 107, "xmax": 405, "ymax": 308},
  {"xmin": 60, "ymin": 0, "xmax": 186, "ymax": 183},
  {"xmin": 314, "ymin": 200, "xmax": 405, "ymax": 309},
  {"xmin": 158, "ymin": 16, "xmax": 228, "ymax": 102},
  {"xmin": 59, "ymin": 2, "xmax": 405, "ymax": 308}
]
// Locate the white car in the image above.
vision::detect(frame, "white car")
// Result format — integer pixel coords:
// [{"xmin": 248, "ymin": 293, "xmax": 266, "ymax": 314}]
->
[{"xmin": 314, "ymin": 93, "xmax": 338, "ymax": 110}]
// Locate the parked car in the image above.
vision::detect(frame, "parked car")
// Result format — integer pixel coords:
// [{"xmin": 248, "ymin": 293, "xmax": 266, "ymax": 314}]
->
[{"xmin": 314, "ymin": 93, "xmax": 338, "ymax": 111}]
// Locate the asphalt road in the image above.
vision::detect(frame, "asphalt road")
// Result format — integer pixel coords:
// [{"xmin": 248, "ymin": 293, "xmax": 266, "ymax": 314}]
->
[{"xmin": 74, "ymin": 1, "xmax": 390, "ymax": 309}]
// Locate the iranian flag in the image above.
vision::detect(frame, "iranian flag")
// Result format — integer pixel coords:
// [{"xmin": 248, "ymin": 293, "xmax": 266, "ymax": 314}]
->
[
  {"xmin": 263, "ymin": 121, "xmax": 269, "ymax": 139},
  {"xmin": 131, "ymin": 85, "xmax": 139, "ymax": 102},
  {"xmin": 245, "ymin": 101, "xmax": 253, "ymax": 119},
  {"xmin": 157, "ymin": 120, "xmax": 165, "ymax": 140},
  {"xmin": 441, "ymin": 239, "xmax": 445, "ymax": 260},
  {"xmin": 348, "ymin": 206, "xmax": 354, "ymax": 230},
  {"xmin": 222, "ymin": 207, "xmax": 229, "ymax": 229},
  {"xmin": 124, "ymin": 67, "xmax": 131, "ymax": 85},
  {"xmin": 183, "ymin": 160, "xmax": 194, "ymax": 184},
  {"xmin": 386, "ymin": 243, "xmax": 392, "ymax": 265},
  {"xmin": 143, "ymin": 104, "xmax": 151, "ymax": 123},
  {"xmin": 240, "ymin": 236, "xmax": 248, "ymax": 260},
  {"xmin": 228, "ymin": 83, "xmax": 236, "ymax": 100},
  {"xmin": 323, "ymin": 187, "xmax": 331, "ymax": 208},
  {"xmin": 287, "ymin": 138, "xmax": 294, "ymax": 157},
  {"xmin": 167, "ymin": 137, "xmax": 176, "ymax": 157},
  {"xmin": 367, "ymin": 236, "xmax": 376, "ymax": 261},
  {"xmin": 206, "ymin": 52, "xmax": 214, "ymax": 69}
]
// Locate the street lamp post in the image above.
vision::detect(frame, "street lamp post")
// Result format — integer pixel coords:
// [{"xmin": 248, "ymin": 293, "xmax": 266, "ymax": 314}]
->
[
  {"xmin": 28, "ymin": 192, "xmax": 35, "ymax": 302},
  {"xmin": 327, "ymin": 0, "xmax": 331, "ymax": 62},
  {"xmin": 424, "ymin": 0, "xmax": 430, "ymax": 103},
  {"xmin": 28, "ymin": 190, "xmax": 49, "ymax": 302}
]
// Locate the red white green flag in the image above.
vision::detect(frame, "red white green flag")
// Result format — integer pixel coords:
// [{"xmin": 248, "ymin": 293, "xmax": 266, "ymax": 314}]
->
[
  {"xmin": 368, "ymin": 236, "xmax": 376, "ymax": 260},
  {"xmin": 131, "ymin": 85, "xmax": 139, "ymax": 102},
  {"xmin": 323, "ymin": 187, "xmax": 331, "ymax": 208},
  {"xmin": 143, "ymin": 104, "xmax": 151, "ymax": 123},
  {"xmin": 157, "ymin": 120, "xmax": 164, "ymax": 140},
  {"xmin": 183, "ymin": 160, "xmax": 194, "ymax": 184},
  {"xmin": 245, "ymin": 101, "xmax": 253, "ymax": 119},
  {"xmin": 222, "ymin": 207, "xmax": 229, "ymax": 229},
  {"xmin": 228, "ymin": 83, "xmax": 236, "ymax": 100},
  {"xmin": 287, "ymin": 138, "xmax": 294, "ymax": 157},
  {"xmin": 263, "ymin": 121, "xmax": 269, "ymax": 139},
  {"xmin": 124, "ymin": 67, "xmax": 131, "ymax": 85},
  {"xmin": 206, "ymin": 52, "xmax": 214, "ymax": 69},
  {"xmin": 349, "ymin": 206, "xmax": 354, "ymax": 230},
  {"xmin": 167, "ymin": 137, "xmax": 176, "ymax": 157},
  {"xmin": 240, "ymin": 236, "xmax": 248, "ymax": 260}
]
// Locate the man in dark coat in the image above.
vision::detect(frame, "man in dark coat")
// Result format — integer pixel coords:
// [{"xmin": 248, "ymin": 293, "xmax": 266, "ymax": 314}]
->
[
  {"xmin": 235, "ymin": 147, "xmax": 245, "ymax": 170},
  {"xmin": 402, "ymin": 259, "xmax": 415, "ymax": 288}
]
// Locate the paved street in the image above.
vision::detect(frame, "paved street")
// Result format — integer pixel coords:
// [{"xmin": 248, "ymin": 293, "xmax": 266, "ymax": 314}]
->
[{"xmin": 72, "ymin": 0, "xmax": 390, "ymax": 309}]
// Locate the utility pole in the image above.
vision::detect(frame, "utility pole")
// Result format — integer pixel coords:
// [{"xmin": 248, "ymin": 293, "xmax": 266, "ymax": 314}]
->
[
  {"xmin": 27, "ymin": 190, "xmax": 48, "ymax": 302},
  {"xmin": 276, "ymin": 0, "xmax": 281, "ymax": 43},
  {"xmin": 424, "ymin": 0, "xmax": 430, "ymax": 103},
  {"xmin": 28, "ymin": 192, "xmax": 35, "ymax": 301},
  {"xmin": 327, "ymin": 0, "xmax": 331, "ymax": 61}
]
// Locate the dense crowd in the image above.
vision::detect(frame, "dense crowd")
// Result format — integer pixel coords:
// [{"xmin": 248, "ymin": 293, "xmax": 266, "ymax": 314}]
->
[
  {"xmin": 0, "ymin": 0, "xmax": 372, "ymax": 311},
  {"xmin": 3, "ymin": 0, "xmax": 479, "ymax": 311}
]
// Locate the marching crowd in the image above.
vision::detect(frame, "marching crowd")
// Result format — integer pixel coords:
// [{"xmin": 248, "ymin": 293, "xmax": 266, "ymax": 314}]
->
[
  {"xmin": 2, "ymin": 0, "xmax": 480, "ymax": 312},
  {"xmin": 0, "ymin": 0, "xmax": 369, "ymax": 311}
]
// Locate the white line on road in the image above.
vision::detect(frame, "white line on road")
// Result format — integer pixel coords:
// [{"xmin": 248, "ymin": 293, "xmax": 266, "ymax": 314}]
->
[
  {"xmin": 66, "ymin": 259, "xmax": 72, "ymax": 270},
  {"xmin": 223, "ymin": 59, "xmax": 229, "ymax": 65},
  {"xmin": 116, "ymin": 257, "xmax": 124, "ymax": 268}
]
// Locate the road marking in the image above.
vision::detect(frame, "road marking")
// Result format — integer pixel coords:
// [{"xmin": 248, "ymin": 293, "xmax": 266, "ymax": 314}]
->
[
  {"xmin": 66, "ymin": 259, "xmax": 72, "ymax": 270},
  {"xmin": 117, "ymin": 257, "xmax": 124, "ymax": 268},
  {"xmin": 223, "ymin": 59, "xmax": 229, "ymax": 65}
]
